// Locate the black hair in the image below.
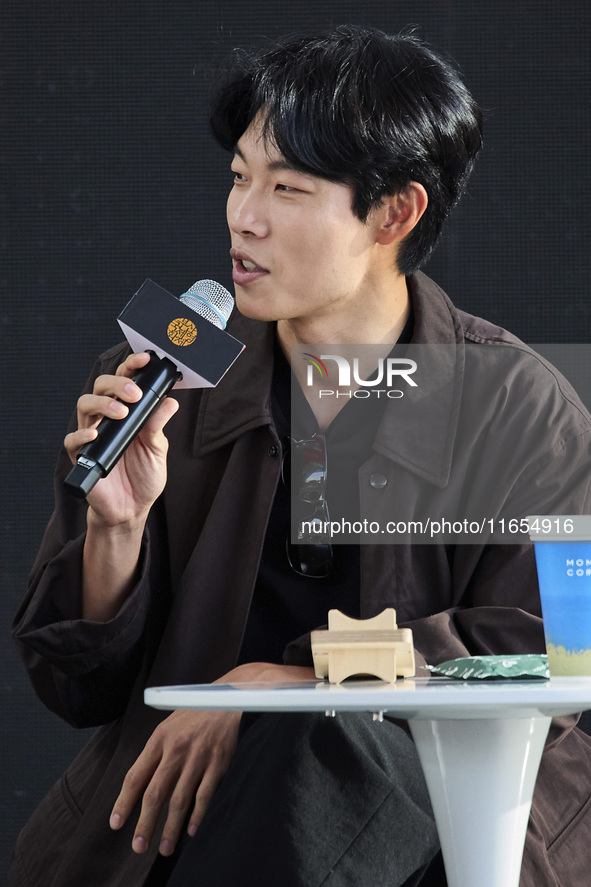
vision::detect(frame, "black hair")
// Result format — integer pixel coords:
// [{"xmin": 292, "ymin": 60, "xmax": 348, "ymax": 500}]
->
[{"xmin": 209, "ymin": 25, "xmax": 483, "ymax": 274}]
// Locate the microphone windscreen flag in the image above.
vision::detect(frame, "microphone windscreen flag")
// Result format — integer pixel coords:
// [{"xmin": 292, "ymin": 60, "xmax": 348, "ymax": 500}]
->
[{"xmin": 117, "ymin": 278, "xmax": 244, "ymax": 388}]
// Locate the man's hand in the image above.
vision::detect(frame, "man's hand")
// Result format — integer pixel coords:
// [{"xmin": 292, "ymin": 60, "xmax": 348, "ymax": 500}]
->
[
  {"xmin": 110, "ymin": 663, "xmax": 316, "ymax": 857},
  {"xmin": 65, "ymin": 351, "xmax": 179, "ymax": 528},
  {"xmin": 109, "ymin": 708, "xmax": 242, "ymax": 857}
]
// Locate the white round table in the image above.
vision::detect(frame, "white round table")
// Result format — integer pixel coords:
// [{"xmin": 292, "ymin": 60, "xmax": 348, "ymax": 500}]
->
[{"xmin": 145, "ymin": 676, "xmax": 591, "ymax": 887}]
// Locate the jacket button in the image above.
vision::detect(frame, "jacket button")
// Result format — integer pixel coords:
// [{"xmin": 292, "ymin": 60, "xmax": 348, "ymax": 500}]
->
[
  {"xmin": 369, "ymin": 473, "xmax": 388, "ymax": 489},
  {"xmin": 268, "ymin": 445, "xmax": 279, "ymax": 457}
]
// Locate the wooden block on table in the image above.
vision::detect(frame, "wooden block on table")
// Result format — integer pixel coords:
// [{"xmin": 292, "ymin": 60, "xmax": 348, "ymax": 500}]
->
[{"xmin": 311, "ymin": 608, "xmax": 415, "ymax": 683}]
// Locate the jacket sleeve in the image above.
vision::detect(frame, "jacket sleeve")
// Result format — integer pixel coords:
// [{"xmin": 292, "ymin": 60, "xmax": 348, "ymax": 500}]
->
[{"xmin": 12, "ymin": 342, "xmax": 160, "ymax": 728}]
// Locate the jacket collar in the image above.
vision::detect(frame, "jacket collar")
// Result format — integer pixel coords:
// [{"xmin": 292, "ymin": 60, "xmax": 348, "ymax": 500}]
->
[
  {"xmin": 194, "ymin": 271, "xmax": 465, "ymax": 488},
  {"xmin": 192, "ymin": 313, "xmax": 276, "ymax": 456}
]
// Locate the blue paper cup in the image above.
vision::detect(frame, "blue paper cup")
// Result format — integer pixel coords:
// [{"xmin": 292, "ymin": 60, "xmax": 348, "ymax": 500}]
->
[{"xmin": 529, "ymin": 516, "xmax": 591, "ymax": 675}]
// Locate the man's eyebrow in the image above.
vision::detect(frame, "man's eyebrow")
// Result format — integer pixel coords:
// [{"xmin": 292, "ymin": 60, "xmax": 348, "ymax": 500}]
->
[
  {"xmin": 269, "ymin": 158, "xmax": 297, "ymax": 171},
  {"xmin": 232, "ymin": 145, "xmax": 313, "ymax": 176}
]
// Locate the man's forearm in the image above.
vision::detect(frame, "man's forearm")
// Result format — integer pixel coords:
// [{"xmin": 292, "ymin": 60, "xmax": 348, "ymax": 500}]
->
[
  {"xmin": 82, "ymin": 512, "xmax": 146, "ymax": 621},
  {"xmin": 221, "ymin": 662, "xmax": 317, "ymax": 684}
]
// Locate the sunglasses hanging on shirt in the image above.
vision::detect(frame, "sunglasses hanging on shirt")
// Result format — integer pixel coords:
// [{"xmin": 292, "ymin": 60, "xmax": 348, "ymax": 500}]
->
[{"xmin": 281, "ymin": 433, "xmax": 334, "ymax": 578}]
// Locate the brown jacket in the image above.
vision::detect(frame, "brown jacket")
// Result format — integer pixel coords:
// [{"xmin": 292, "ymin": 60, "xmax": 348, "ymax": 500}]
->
[{"xmin": 12, "ymin": 272, "xmax": 591, "ymax": 886}]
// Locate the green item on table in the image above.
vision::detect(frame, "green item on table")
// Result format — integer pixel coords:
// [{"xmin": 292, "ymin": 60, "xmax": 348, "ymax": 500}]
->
[{"xmin": 428, "ymin": 654, "xmax": 549, "ymax": 680}]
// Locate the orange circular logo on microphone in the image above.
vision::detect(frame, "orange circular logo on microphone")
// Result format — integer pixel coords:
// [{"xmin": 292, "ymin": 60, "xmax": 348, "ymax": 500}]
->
[{"xmin": 167, "ymin": 317, "xmax": 197, "ymax": 347}]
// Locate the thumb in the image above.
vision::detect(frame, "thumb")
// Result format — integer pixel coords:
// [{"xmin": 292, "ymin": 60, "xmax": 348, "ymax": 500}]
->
[{"xmin": 141, "ymin": 396, "xmax": 180, "ymax": 437}]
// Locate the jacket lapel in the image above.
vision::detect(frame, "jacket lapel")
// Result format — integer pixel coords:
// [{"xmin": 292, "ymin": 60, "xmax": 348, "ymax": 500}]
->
[{"xmin": 192, "ymin": 312, "xmax": 276, "ymax": 456}]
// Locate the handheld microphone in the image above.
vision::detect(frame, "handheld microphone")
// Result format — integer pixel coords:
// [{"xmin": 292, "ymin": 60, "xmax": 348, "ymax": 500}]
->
[{"xmin": 64, "ymin": 278, "xmax": 242, "ymax": 499}]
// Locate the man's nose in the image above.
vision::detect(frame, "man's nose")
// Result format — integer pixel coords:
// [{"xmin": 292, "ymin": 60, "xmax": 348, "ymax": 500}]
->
[{"xmin": 227, "ymin": 190, "xmax": 270, "ymax": 238}]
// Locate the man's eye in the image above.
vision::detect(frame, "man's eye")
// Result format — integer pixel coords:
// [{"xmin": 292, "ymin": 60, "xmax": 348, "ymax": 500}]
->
[
  {"xmin": 232, "ymin": 171, "xmax": 246, "ymax": 183},
  {"xmin": 275, "ymin": 183, "xmax": 296, "ymax": 192}
]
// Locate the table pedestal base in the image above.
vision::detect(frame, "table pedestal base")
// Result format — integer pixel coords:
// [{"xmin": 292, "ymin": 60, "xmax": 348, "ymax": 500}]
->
[{"xmin": 409, "ymin": 715, "xmax": 551, "ymax": 887}]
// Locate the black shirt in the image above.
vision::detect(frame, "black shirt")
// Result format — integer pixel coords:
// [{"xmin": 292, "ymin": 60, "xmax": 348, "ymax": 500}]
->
[{"xmin": 237, "ymin": 314, "xmax": 414, "ymax": 665}]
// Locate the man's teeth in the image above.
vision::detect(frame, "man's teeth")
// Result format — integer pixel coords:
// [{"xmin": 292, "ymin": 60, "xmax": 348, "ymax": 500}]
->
[{"xmin": 243, "ymin": 260, "xmax": 258, "ymax": 271}]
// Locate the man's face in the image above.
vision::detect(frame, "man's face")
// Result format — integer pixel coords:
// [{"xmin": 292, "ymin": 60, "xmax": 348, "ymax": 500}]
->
[{"xmin": 227, "ymin": 117, "xmax": 389, "ymax": 328}]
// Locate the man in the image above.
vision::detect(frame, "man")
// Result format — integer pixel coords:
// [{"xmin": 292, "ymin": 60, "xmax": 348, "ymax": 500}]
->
[{"xmin": 12, "ymin": 25, "xmax": 591, "ymax": 887}]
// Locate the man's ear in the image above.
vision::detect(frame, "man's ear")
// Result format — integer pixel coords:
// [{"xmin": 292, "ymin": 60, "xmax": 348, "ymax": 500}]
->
[{"xmin": 374, "ymin": 182, "xmax": 428, "ymax": 245}]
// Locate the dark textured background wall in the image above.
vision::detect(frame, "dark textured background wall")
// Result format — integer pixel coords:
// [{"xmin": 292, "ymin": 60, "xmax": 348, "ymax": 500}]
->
[{"xmin": 2, "ymin": 0, "xmax": 590, "ymax": 880}]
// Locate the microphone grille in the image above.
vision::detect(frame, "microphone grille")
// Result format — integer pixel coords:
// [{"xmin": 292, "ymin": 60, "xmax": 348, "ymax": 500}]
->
[{"xmin": 179, "ymin": 279, "xmax": 234, "ymax": 330}]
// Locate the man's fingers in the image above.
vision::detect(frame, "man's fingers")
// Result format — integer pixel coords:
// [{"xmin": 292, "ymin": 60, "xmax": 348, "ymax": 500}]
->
[
  {"xmin": 186, "ymin": 767, "xmax": 225, "ymax": 838},
  {"xmin": 65, "ymin": 358, "xmax": 178, "ymax": 466},
  {"xmin": 158, "ymin": 760, "xmax": 225, "ymax": 856},
  {"xmin": 141, "ymin": 395, "xmax": 179, "ymax": 437},
  {"xmin": 70, "ymin": 378, "xmax": 142, "ymax": 444},
  {"xmin": 64, "ymin": 426, "xmax": 98, "ymax": 462},
  {"xmin": 131, "ymin": 771, "xmax": 178, "ymax": 854},
  {"xmin": 157, "ymin": 768, "xmax": 206, "ymax": 856},
  {"xmin": 76, "ymin": 392, "xmax": 131, "ymax": 425},
  {"xmin": 93, "ymin": 371, "xmax": 143, "ymax": 397},
  {"xmin": 131, "ymin": 751, "xmax": 205, "ymax": 855},
  {"xmin": 115, "ymin": 351, "xmax": 152, "ymax": 377},
  {"xmin": 109, "ymin": 752, "xmax": 165, "ymax": 835}
]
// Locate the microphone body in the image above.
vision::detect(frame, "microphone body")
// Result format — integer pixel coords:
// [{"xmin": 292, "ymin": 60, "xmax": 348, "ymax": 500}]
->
[
  {"xmin": 63, "ymin": 353, "xmax": 181, "ymax": 499},
  {"xmin": 64, "ymin": 278, "xmax": 243, "ymax": 499}
]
